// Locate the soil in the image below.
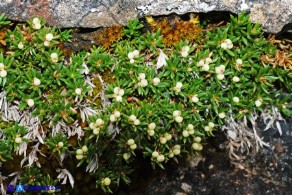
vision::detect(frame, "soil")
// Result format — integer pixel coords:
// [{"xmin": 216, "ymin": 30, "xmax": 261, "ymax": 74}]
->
[{"xmin": 117, "ymin": 118, "xmax": 292, "ymax": 195}]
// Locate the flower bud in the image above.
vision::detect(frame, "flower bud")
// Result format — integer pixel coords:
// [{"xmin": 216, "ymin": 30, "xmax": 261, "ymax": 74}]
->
[
  {"xmin": 27, "ymin": 99, "xmax": 34, "ymax": 107},
  {"xmin": 182, "ymin": 130, "xmax": 189, "ymax": 137},
  {"xmin": 176, "ymin": 82, "xmax": 183, "ymax": 88},
  {"xmin": 75, "ymin": 88, "xmax": 82, "ymax": 95},
  {"xmin": 160, "ymin": 137, "xmax": 167, "ymax": 144},
  {"xmin": 93, "ymin": 128, "xmax": 100, "ymax": 135},
  {"xmin": 192, "ymin": 143, "xmax": 203, "ymax": 151},
  {"xmin": 34, "ymin": 23, "xmax": 41, "ymax": 29},
  {"xmin": 218, "ymin": 112, "xmax": 226, "ymax": 119},
  {"xmin": 82, "ymin": 146, "xmax": 88, "ymax": 153},
  {"xmin": 181, "ymin": 50, "xmax": 188, "ymax": 57},
  {"xmin": 32, "ymin": 18, "xmax": 40, "ymax": 24},
  {"xmin": 140, "ymin": 79, "xmax": 148, "ymax": 87},
  {"xmin": 152, "ymin": 77, "xmax": 160, "ymax": 86},
  {"xmin": 175, "ymin": 116, "xmax": 183, "ymax": 123},
  {"xmin": 115, "ymin": 95, "xmax": 122, "ymax": 102},
  {"xmin": 173, "ymin": 149, "xmax": 180, "ymax": 155},
  {"xmin": 134, "ymin": 119, "xmax": 140, "ymax": 125},
  {"xmin": 133, "ymin": 50, "xmax": 140, "ymax": 58},
  {"xmin": 148, "ymin": 130, "xmax": 155, "ymax": 136},
  {"xmin": 152, "ymin": 151, "xmax": 159, "ymax": 158},
  {"xmin": 187, "ymin": 124, "xmax": 194, "ymax": 130},
  {"xmin": 191, "ymin": 95, "xmax": 199, "ymax": 103},
  {"xmin": 129, "ymin": 115, "xmax": 136, "ymax": 122},
  {"xmin": 202, "ymin": 64, "xmax": 210, "ymax": 71},
  {"xmin": 173, "ymin": 110, "xmax": 181, "ymax": 117},
  {"xmin": 110, "ymin": 114, "xmax": 117, "ymax": 122},
  {"xmin": 76, "ymin": 154, "xmax": 83, "ymax": 160},
  {"xmin": 127, "ymin": 139, "xmax": 135, "ymax": 146},
  {"xmin": 18, "ymin": 42, "xmax": 24, "ymax": 49},
  {"xmin": 33, "ymin": 77, "xmax": 41, "ymax": 86},
  {"xmin": 236, "ymin": 59, "xmax": 243, "ymax": 65},
  {"xmin": 76, "ymin": 149, "xmax": 83, "ymax": 155},
  {"xmin": 208, "ymin": 122, "xmax": 215, "ymax": 128},
  {"xmin": 128, "ymin": 52, "xmax": 134, "ymax": 59},
  {"xmin": 58, "ymin": 142, "xmax": 64, "ymax": 148},
  {"xmin": 0, "ymin": 70, "xmax": 7, "ymax": 78},
  {"xmin": 130, "ymin": 59, "xmax": 135, "ymax": 64},
  {"xmin": 123, "ymin": 153, "xmax": 130, "ymax": 161},
  {"xmin": 233, "ymin": 97, "xmax": 240, "ymax": 103},
  {"xmin": 204, "ymin": 126, "xmax": 210, "ymax": 132},
  {"xmin": 45, "ymin": 33, "xmax": 54, "ymax": 41},
  {"xmin": 205, "ymin": 57, "xmax": 212, "ymax": 64},
  {"xmin": 148, "ymin": 122, "xmax": 156, "ymax": 130},
  {"xmin": 194, "ymin": 136, "xmax": 201, "ymax": 143},
  {"xmin": 103, "ymin": 178, "xmax": 111, "ymax": 186},
  {"xmin": 232, "ymin": 76, "xmax": 240, "ymax": 83},
  {"xmin": 15, "ymin": 137, "xmax": 22, "ymax": 144},
  {"xmin": 138, "ymin": 73, "xmax": 146, "ymax": 80},
  {"xmin": 114, "ymin": 111, "xmax": 121, "ymax": 118},
  {"xmin": 130, "ymin": 144, "xmax": 137, "ymax": 150},
  {"xmin": 0, "ymin": 63, "xmax": 4, "ymax": 70},
  {"xmin": 157, "ymin": 154, "xmax": 165, "ymax": 162},
  {"xmin": 217, "ymin": 74, "xmax": 224, "ymax": 80},
  {"xmin": 255, "ymin": 99, "xmax": 262, "ymax": 107},
  {"xmin": 44, "ymin": 41, "xmax": 50, "ymax": 47},
  {"xmin": 96, "ymin": 118, "xmax": 104, "ymax": 126}
]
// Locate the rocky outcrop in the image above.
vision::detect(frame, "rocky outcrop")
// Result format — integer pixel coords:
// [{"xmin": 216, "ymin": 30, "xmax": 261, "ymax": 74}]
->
[{"xmin": 0, "ymin": 0, "xmax": 291, "ymax": 33}]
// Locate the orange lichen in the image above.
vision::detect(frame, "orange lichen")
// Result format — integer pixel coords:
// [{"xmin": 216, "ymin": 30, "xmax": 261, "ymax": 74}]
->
[
  {"xmin": 146, "ymin": 15, "xmax": 202, "ymax": 47},
  {"xmin": 92, "ymin": 25, "xmax": 123, "ymax": 48}
]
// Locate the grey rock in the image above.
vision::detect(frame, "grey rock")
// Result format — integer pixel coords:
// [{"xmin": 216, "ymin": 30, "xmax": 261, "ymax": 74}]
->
[{"xmin": 0, "ymin": 0, "xmax": 291, "ymax": 33}]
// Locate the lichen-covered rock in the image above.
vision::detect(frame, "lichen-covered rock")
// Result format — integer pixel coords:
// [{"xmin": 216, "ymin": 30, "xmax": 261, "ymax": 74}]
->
[{"xmin": 0, "ymin": 0, "xmax": 291, "ymax": 33}]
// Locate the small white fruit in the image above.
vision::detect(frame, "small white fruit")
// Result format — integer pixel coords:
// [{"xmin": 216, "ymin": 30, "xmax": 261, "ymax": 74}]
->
[
  {"xmin": 191, "ymin": 95, "xmax": 199, "ymax": 103},
  {"xmin": 165, "ymin": 133, "xmax": 172, "ymax": 141},
  {"xmin": 192, "ymin": 143, "xmax": 203, "ymax": 151},
  {"xmin": 103, "ymin": 178, "xmax": 111, "ymax": 186},
  {"xmin": 182, "ymin": 46, "xmax": 190, "ymax": 52},
  {"xmin": 127, "ymin": 139, "xmax": 135, "ymax": 146},
  {"xmin": 160, "ymin": 137, "xmax": 167, "ymax": 144},
  {"xmin": 133, "ymin": 50, "xmax": 140, "ymax": 58},
  {"xmin": 134, "ymin": 119, "xmax": 140, "ymax": 125},
  {"xmin": 0, "ymin": 63, "xmax": 4, "ymax": 70},
  {"xmin": 194, "ymin": 136, "xmax": 201, "ymax": 143},
  {"xmin": 130, "ymin": 144, "xmax": 137, "ymax": 150},
  {"xmin": 232, "ymin": 76, "xmax": 240, "ymax": 83},
  {"xmin": 76, "ymin": 149, "xmax": 83, "ymax": 155},
  {"xmin": 34, "ymin": 23, "xmax": 41, "ymax": 29},
  {"xmin": 197, "ymin": 60, "xmax": 204, "ymax": 67},
  {"xmin": 114, "ymin": 87, "xmax": 120, "ymax": 94},
  {"xmin": 32, "ymin": 17, "xmax": 40, "ymax": 24},
  {"xmin": 89, "ymin": 122, "xmax": 96, "ymax": 129},
  {"xmin": 217, "ymin": 73, "xmax": 224, "ymax": 80},
  {"xmin": 76, "ymin": 154, "xmax": 83, "ymax": 160},
  {"xmin": 236, "ymin": 59, "xmax": 243, "ymax": 65},
  {"xmin": 115, "ymin": 95, "xmax": 122, "ymax": 102},
  {"xmin": 140, "ymin": 79, "xmax": 148, "ymax": 87},
  {"xmin": 173, "ymin": 110, "xmax": 181, "ymax": 117},
  {"xmin": 148, "ymin": 122, "xmax": 156, "ymax": 130},
  {"xmin": 189, "ymin": 129, "xmax": 195, "ymax": 135},
  {"xmin": 168, "ymin": 152, "xmax": 174, "ymax": 158},
  {"xmin": 130, "ymin": 59, "xmax": 135, "ymax": 63},
  {"xmin": 181, "ymin": 50, "xmax": 189, "ymax": 57},
  {"xmin": 58, "ymin": 142, "xmax": 64, "ymax": 148},
  {"xmin": 204, "ymin": 126, "xmax": 210, "ymax": 132},
  {"xmin": 138, "ymin": 73, "xmax": 145, "ymax": 80},
  {"xmin": 33, "ymin": 77, "xmax": 41, "ymax": 86},
  {"xmin": 27, "ymin": 99, "xmax": 34, "ymax": 107},
  {"xmin": 18, "ymin": 42, "xmax": 24, "ymax": 49},
  {"xmin": 182, "ymin": 130, "xmax": 189, "ymax": 137},
  {"xmin": 175, "ymin": 116, "xmax": 183, "ymax": 123},
  {"xmin": 96, "ymin": 118, "xmax": 104, "ymax": 126},
  {"xmin": 75, "ymin": 88, "xmax": 82, "ymax": 95},
  {"xmin": 123, "ymin": 153, "xmax": 130, "ymax": 161},
  {"xmin": 15, "ymin": 137, "xmax": 22, "ymax": 144},
  {"xmin": 148, "ymin": 130, "xmax": 155, "ymax": 136},
  {"xmin": 0, "ymin": 70, "xmax": 7, "ymax": 78},
  {"xmin": 202, "ymin": 64, "xmax": 210, "ymax": 71},
  {"xmin": 233, "ymin": 97, "xmax": 240, "ymax": 103},
  {"xmin": 44, "ymin": 41, "xmax": 50, "ymax": 47},
  {"xmin": 82, "ymin": 146, "xmax": 88, "ymax": 153},
  {"xmin": 255, "ymin": 99, "xmax": 262, "ymax": 107},
  {"xmin": 173, "ymin": 149, "xmax": 181, "ymax": 155},
  {"xmin": 109, "ymin": 114, "xmax": 117, "ymax": 122},
  {"xmin": 114, "ymin": 111, "xmax": 121, "ymax": 118},
  {"xmin": 187, "ymin": 124, "xmax": 194, "ymax": 130},
  {"xmin": 173, "ymin": 145, "xmax": 181, "ymax": 150},
  {"xmin": 218, "ymin": 112, "xmax": 226, "ymax": 119},
  {"xmin": 208, "ymin": 122, "xmax": 215, "ymax": 128},
  {"xmin": 152, "ymin": 151, "xmax": 159, "ymax": 158},
  {"xmin": 128, "ymin": 52, "xmax": 134, "ymax": 59},
  {"xmin": 93, "ymin": 128, "xmax": 100, "ymax": 135},
  {"xmin": 129, "ymin": 115, "xmax": 137, "ymax": 122},
  {"xmin": 152, "ymin": 77, "xmax": 160, "ymax": 86},
  {"xmin": 45, "ymin": 33, "xmax": 54, "ymax": 41},
  {"xmin": 220, "ymin": 42, "xmax": 228, "ymax": 49},
  {"xmin": 176, "ymin": 82, "xmax": 183, "ymax": 88},
  {"xmin": 205, "ymin": 57, "xmax": 212, "ymax": 64},
  {"xmin": 225, "ymin": 39, "xmax": 232, "ymax": 45},
  {"xmin": 157, "ymin": 154, "xmax": 165, "ymax": 162}
]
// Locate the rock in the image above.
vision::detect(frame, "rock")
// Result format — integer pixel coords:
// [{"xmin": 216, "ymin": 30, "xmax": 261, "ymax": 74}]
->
[
  {"xmin": 180, "ymin": 182, "xmax": 192, "ymax": 192},
  {"xmin": 0, "ymin": 1, "xmax": 291, "ymax": 33}
]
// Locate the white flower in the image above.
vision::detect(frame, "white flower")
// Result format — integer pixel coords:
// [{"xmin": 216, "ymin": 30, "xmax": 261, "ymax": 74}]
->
[
  {"xmin": 152, "ymin": 151, "xmax": 159, "ymax": 158},
  {"xmin": 205, "ymin": 57, "xmax": 212, "ymax": 64},
  {"xmin": 138, "ymin": 73, "xmax": 146, "ymax": 80},
  {"xmin": 44, "ymin": 41, "xmax": 50, "ymax": 47},
  {"xmin": 217, "ymin": 73, "xmax": 224, "ymax": 80},
  {"xmin": 75, "ymin": 88, "xmax": 82, "ymax": 95},
  {"xmin": 236, "ymin": 59, "xmax": 243, "ymax": 65},
  {"xmin": 128, "ymin": 52, "xmax": 134, "ymax": 59},
  {"xmin": 218, "ymin": 112, "xmax": 226, "ymax": 119},
  {"xmin": 255, "ymin": 99, "xmax": 262, "ymax": 107},
  {"xmin": 96, "ymin": 118, "xmax": 104, "ymax": 126},
  {"xmin": 115, "ymin": 95, "xmax": 122, "ymax": 102},
  {"xmin": 192, "ymin": 143, "xmax": 203, "ymax": 151},
  {"xmin": 27, "ymin": 99, "xmax": 34, "ymax": 107},
  {"xmin": 197, "ymin": 60, "xmax": 204, "ymax": 67},
  {"xmin": 102, "ymin": 178, "xmax": 111, "ymax": 186},
  {"xmin": 175, "ymin": 116, "xmax": 183, "ymax": 123},
  {"xmin": 160, "ymin": 137, "xmax": 167, "ymax": 144},
  {"xmin": 82, "ymin": 146, "xmax": 88, "ymax": 153},
  {"xmin": 152, "ymin": 77, "xmax": 160, "ymax": 86},
  {"xmin": 181, "ymin": 50, "xmax": 189, "ymax": 58},
  {"xmin": 18, "ymin": 42, "xmax": 24, "ymax": 49},
  {"xmin": 0, "ymin": 70, "xmax": 7, "ymax": 78},
  {"xmin": 202, "ymin": 64, "xmax": 210, "ymax": 71},
  {"xmin": 220, "ymin": 42, "xmax": 228, "ymax": 50},
  {"xmin": 191, "ymin": 95, "xmax": 199, "ymax": 103},
  {"xmin": 194, "ymin": 136, "xmax": 201, "ymax": 143},
  {"xmin": 134, "ymin": 119, "xmax": 140, "ymax": 125},
  {"xmin": 45, "ymin": 33, "xmax": 54, "ymax": 41},
  {"xmin": 140, "ymin": 79, "xmax": 148, "ymax": 87},
  {"xmin": 129, "ymin": 115, "xmax": 137, "ymax": 122},
  {"xmin": 148, "ymin": 122, "xmax": 156, "ymax": 130},
  {"xmin": 127, "ymin": 139, "xmax": 135, "ymax": 145},
  {"xmin": 33, "ymin": 77, "xmax": 41, "ymax": 86},
  {"xmin": 58, "ymin": 142, "xmax": 64, "ymax": 148},
  {"xmin": 182, "ymin": 130, "xmax": 189, "ymax": 137},
  {"xmin": 34, "ymin": 23, "xmax": 41, "ymax": 30},
  {"xmin": 148, "ymin": 129, "xmax": 155, "ymax": 136},
  {"xmin": 208, "ymin": 122, "xmax": 215, "ymax": 128},
  {"xmin": 114, "ymin": 111, "xmax": 121, "ymax": 118},
  {"xmin": 76, "ymin": 149, "xmax": 83, "ymax": 155},
  {"xmin": 157, "ymin": 154, "xmax": 165, "ymax": 162},
  {"xmin": 187, "ymin": 124, "xmax": 194, "ymax": 130},
  {"xmin": 173, "ymin": 110, "xmax": 181, "ymax": 117},
  {"xmin": 109, "ymin": 114, "xmax": 117, "ymax": 122},
  {"xmin": 232, "ymin": 76, "xmax": 240, "ymax": 83},
  {"xmin": 130, "ymin": 59, "xmax": 135, "ymax": 64},
  {"xmin": 0, "ymin": 63, "xmax": 4, "ymax": 70},
  {"xmin": 133, "ymin": 50, "xmax": 140, "ymax": 58},
  {"xmin": 233, "ymin": 97, "xmax": 240, "ymax": 103},
  {"xmin": 130, "ymin": 144, "xmax": 137, "ymax": 150},
  {"xmin": 176, "ymin": 82, "xmax": 183, "ymax": 88}
]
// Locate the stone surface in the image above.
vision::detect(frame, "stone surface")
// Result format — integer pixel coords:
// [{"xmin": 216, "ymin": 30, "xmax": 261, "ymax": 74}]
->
[{"xmin": 0, "ymin": 0, "xmax": 291, "ymax": 33}]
